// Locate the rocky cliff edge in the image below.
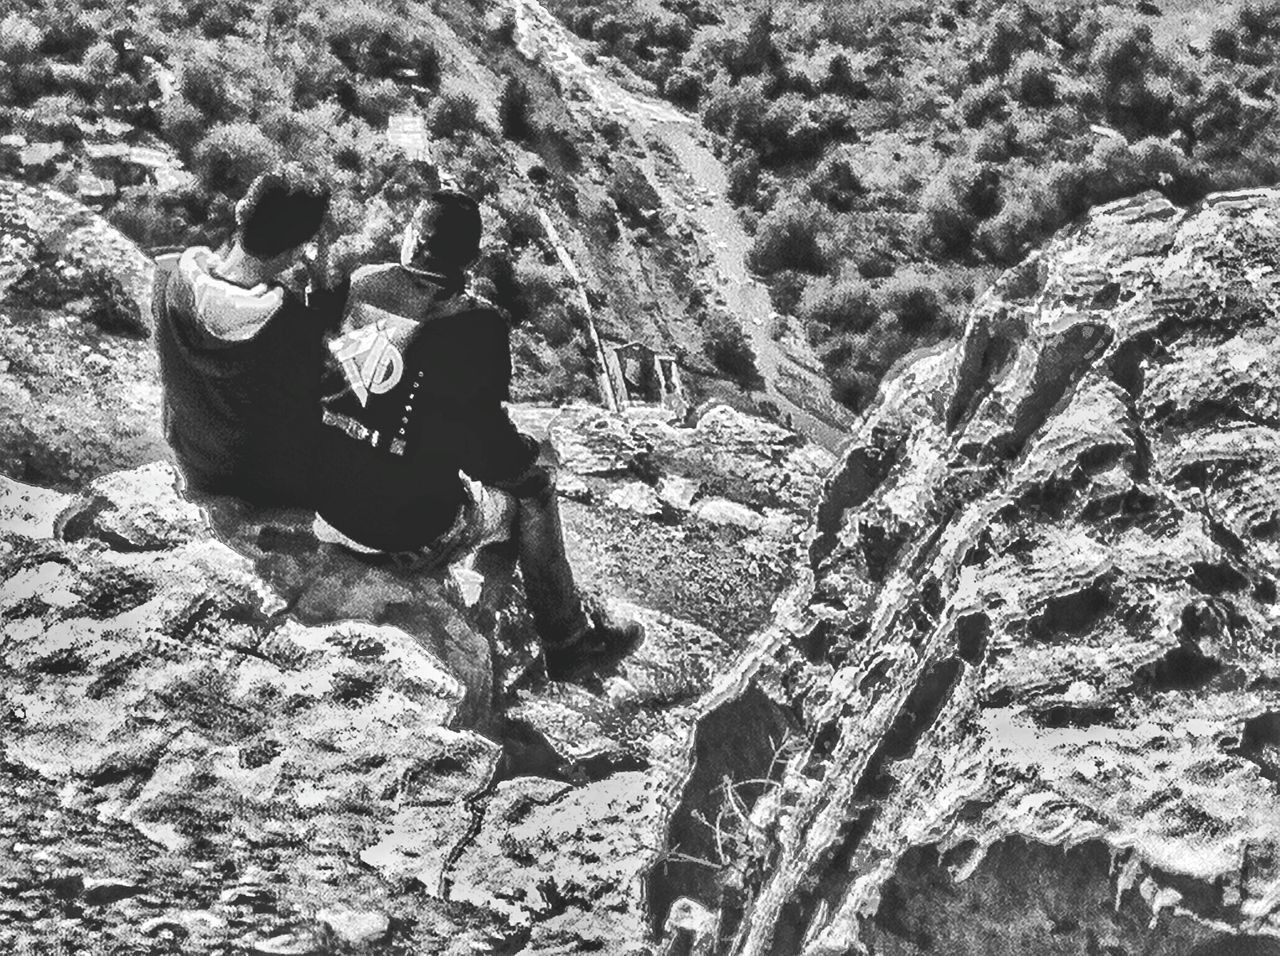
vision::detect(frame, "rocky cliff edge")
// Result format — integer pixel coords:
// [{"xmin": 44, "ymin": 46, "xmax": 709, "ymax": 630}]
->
[{"xmin": 652, "ymin": 189, "xmax": 1280, "ymax": 956}]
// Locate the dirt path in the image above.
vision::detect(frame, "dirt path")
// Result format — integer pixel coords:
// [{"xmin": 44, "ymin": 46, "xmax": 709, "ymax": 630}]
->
[{"xmin": 511, "ymin": 0, "xmax": 854, "ymax": 451}]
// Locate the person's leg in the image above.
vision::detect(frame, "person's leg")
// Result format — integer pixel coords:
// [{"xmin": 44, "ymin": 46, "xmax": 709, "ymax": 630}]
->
[{"xmin": 512, "ymin": 481, "xmax": 591, "ymax": 645}]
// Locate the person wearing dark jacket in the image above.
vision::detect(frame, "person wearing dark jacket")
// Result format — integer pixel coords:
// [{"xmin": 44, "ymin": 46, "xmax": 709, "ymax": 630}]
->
[
  {"xmin": 154, "ymin": 167, "xmax": 336, "ymax": 507},
  {"xmin": 313, "ymin": 189, "xmax": 641, "ymax": 679}
]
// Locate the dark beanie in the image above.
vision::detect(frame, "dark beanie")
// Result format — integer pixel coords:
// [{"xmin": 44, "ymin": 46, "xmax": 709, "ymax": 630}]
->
[
  {"xmin": 236, "ymin": 167, "xmax": 331, "ymax": 260},
  {"xmin": 405, "ymin": 189, "xmax": 482, "ymax": 272}
]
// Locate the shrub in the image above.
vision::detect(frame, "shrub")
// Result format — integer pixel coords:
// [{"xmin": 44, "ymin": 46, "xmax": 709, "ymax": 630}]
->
[
  {"xmin": 26, "ymin": 94, "xmax": 86, "ymax": 139},
  {"xmin": 192, "ymin": 122, "xmax": 282, "ymax": 195},
  {"xmin": 498, "ymin": 76, "xmax": 534, "ymax": 139},
  {"xmin": 976, "ymin": 5, "xmax": 1041, "ymax": 77},
  {"xmin": 159, "ymin": 95, "xmax": 208, "ymax": 155},
  {"xmin": 975, "ymin": 184, "xmax": 1059, "ymax": 264},
  {"xmin": 878, "ymin": 269, "xmax": 950, "ymax": 333},
  {"xmin": 0, "ymin": 14, "xmax": 43, "ymax": 65},
  {"xmin": 798, "ymin": 273, "xmax": 878, "ymax": 334},
  {"xmin": 704, "ymin": 309, "xmax": 760, "ymax": 386},
  {"xmin": 1209, "ymin": 26, "xmax": 1241, "ymax": 61},
  {"xmin": 917, "ymin": 159, "xmax": 1002, "ymax": 257},
  {"xmin": 808, "ymin": 149, "xmax": 865, "ymax": 212},
  {"xmin": 352, "ymin": 78, "xmax": 401, "ymax": 126},
  {"xmin": 428, "ymin": 87, "xmax": 483, "ymax": 138},
  {"xmin": 663, "ymin": 67, "xmax": 703, "ymax": 108},
  {"xmin": 1010, "ymin": 51, "xmax": 1056, "ymax": 107},
  {"xmin": 109, "ymin": 185, "xmax": 185, "ymax": 249},
  {"xmin": 38, "ymin": 11, "xmax": 97, "ymax": 61},
  {"xmin": 957, "ymin": 79, "xmax": 1009, "ymax": 128},
  {"xmin": 726, "ymin": 153, "xmax": 762, "ymax": 207},
  {"xmin": 80, "ymin": 40, "xmax": 119, "ymax": 88},
  {"xmin": 748, "ymin": 199, "xmax": 829, "ymax": 275},
  {"xmin": 486, "ymin": 7, "xmax": 516, "ymax": 43},
  {"xmin": 178, "ymin": 46, "xmax": 236, "ymax": 121}
]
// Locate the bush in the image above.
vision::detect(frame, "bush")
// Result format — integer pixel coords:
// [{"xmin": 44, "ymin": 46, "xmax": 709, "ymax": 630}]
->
[
  {"xmin": 748, "ymin": 199, "xmax": 829, "ymax": 275},
  {"xmin": 0, "ymin": 14, "xmax": 43, "ymax": 65},
  {"xmin": 918, "ymin": 157, "xmax": 1003, "ymax": 253},
  {"xmin": 498, "ymin": 76, "xmax": 533, "ymax": 139},
  {"xmin": 798, "ymin": 273, "xmax": 878, "ymax": 335},
  {"xmin": 957, "ymin": 79, "xmax": 1009, "ymax": 128},
  {"xmin": 704, "ymin": 309, "xmax": 760, "ymax": 386},
  {"xmin": 1010, "ymin": 51, "xmax": 1056, "ymax": 107},
  {"xmin": 486, "ymin": 7, "xmax": 517, "ymax": 43},
  {"xmin": 878, "ymin": 269, "xmax": 950, "ymax": 333},
  {"xmin": 178, "ymin": 46, "xmax": 236, "ymax": 121},
  {"xmin": 663, "ymin": 66, "xmax": 703, "ymax": 108},
  {"xmin": 428, "ymin": 87, "xmax": 483, "ymax": 138},
  {"xmin": 110, "ymin": 185, "xmax": 186, "ymax": 249},
  {"xmin": 976, "ymin": 6, "xmax": 1041, "ymax": 77},
  {"xmin": 808, "ymin": 149, "xmax": 865, "ymax": 212},
  {"xmin": 80, "ymin": 40, "xmax": 119, "ymax": 88},
  {"xmin": 726, "ymin": 153, "xmax": 762, "ymax": 207},
  {"xmin": 159, "ymin": 96, "xmax": 208, "ymax": 155},
  {"xmin": 192, "ymin": 122, "xmax": 282, "ymax": 195}
]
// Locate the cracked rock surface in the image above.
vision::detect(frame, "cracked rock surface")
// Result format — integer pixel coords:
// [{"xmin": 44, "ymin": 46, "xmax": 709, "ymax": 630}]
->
[
  {"xmin": 652, "ymin": 190, "xmax": 1280, "ymax": 956},
  {"xmin": 0, "ymin": 233, "xmax": 831, "ymax": 956}
]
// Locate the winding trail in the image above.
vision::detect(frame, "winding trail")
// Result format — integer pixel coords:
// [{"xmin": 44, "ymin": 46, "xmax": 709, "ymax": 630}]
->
[{"xmin": 511, "ymin": 0, "xmax": 854, "ymax": 451}]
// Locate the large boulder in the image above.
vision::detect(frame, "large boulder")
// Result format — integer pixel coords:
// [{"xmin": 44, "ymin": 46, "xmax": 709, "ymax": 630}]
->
[
  {"xmin": 0, "ymin": 180, "xmax": 164, "ymax": 488},
  {"xmin": 652, "ymin": 190, "xmax": 1280, "ymax": 954}
]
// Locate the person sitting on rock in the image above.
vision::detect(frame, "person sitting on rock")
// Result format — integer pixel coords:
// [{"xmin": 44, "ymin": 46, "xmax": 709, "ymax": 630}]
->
[
  {"xmin": 311, "ymin": 189, "xmax": 642, "ymax": 680},
  {"xmin": 154, "ymin": 166, "xmax": 338, "ymax": 507}
]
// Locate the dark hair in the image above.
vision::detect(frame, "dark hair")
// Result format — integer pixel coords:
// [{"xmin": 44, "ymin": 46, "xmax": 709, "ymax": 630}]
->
[
  {"xmin": 236, "ymin": 166, "xmax": 331, "ymax": 259},
  {"xmin": 406, "ymin": 189, "xmax": 482, "ymax": 271}
]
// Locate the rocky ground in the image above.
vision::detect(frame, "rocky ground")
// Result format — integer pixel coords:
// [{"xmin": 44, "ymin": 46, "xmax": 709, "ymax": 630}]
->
[
  {"xmin": 9, "ymin": 169, "xmax": 1280, "ymax": 956},
  {"xmin": 653, "ymin": 189, "xmax": 1280, "ymax": 955},
  {"xmin": 0, "ymin": 187, "xmax": 832, "ymax": 953}
]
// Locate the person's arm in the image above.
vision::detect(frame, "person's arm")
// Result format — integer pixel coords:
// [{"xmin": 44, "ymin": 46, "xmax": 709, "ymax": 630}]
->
[{"xmin": 457, "ymin": 401, "xmax": 544, "ymax": 494}]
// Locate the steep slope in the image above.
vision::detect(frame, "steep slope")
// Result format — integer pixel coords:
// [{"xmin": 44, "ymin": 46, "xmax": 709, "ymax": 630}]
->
[
  {"xmin": 652, "ymin": 189, "xmax": 1280, "ymax": 954},
  {"xmin": 507, "ymin": 0, "xmax": 854, "ymax": 448}
]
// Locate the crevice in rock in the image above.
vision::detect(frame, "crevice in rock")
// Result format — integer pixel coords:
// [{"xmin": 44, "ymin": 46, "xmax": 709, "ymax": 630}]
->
[
  {"xmin": 991, "ymin": 321, "xmax": 1114, "ymax": 461},
  {"xmin": 1237, "ymin": 711, "xmax": 1280, "ymax": 784},
  {"xmin": 1189, "ymin": 560, "xmax": 1249, "ymax": 596},
  {"xmin": 1024, "ymin": 580, "xmax": 1112, "ymax": 642},
  {"xmin": 856, "ymin": 657, "xmax": 966, "ymax": 800},
  {"xmin": 810, "ymin": 438, "xmax": 903, "ymax": 569},
  {"xmin": 646, "ymin": 682, "xmax": 799, "ymax": 936}
]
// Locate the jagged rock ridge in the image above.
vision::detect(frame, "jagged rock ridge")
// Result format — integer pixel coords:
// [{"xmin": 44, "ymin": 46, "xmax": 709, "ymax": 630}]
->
[{"xmin": 652, "ymin": 189, "xmax": 1280, "ymax": 956}]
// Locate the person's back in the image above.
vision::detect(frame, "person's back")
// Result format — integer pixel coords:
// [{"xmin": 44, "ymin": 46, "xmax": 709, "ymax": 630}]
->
[
  {"xmin": 313, "ymin": 188, "xmax": 641, "ymax": 679},
  {"xmin": 315, "ymin": 263, "xmax": 535, "ymax": 551},
  {"xmin": 153, "ymin": 167, "xmax": 335, "ymax": 507}
]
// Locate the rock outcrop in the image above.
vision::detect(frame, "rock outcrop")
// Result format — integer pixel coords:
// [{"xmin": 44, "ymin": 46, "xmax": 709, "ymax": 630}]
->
[
  {"xmin": 0, "ymin": 180, "xmax": 164, "ymax": 488},
  {"xmin": 651, "ymin": 190, "xmax": 1280, "ymax": 955},
  {"xmin": 0, "ymin": 387, "xmax": 830, "ymax": 953}
]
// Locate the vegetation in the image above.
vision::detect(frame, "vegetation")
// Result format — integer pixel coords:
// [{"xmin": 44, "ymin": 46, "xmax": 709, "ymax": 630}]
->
[
  {"xmin": 0, "ymin": 0, "xmax": 597, "ymax": 402},
  {"xmin": 549, "ymin": 0, "xmax": 1280, "ymax": 410}
]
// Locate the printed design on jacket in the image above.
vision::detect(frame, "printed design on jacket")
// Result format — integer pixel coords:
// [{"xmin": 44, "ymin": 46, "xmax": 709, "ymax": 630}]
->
[
  {"xmin": 321, "ymin": 302, "xmax": 424, "ymax": 456},
  {"xmin": 328, "ymin": 303, "xmax": 416, "ymax": 405}
]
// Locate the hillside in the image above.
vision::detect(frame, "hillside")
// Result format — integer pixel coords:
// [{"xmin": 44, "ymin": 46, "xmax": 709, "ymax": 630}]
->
[
  {"xmin": 543, "ymin": 0, "xmax": 1280, "ymax": 411},
  {"xmin": 654, "ymin": 187, "xmax": 1280, "ymax": 954},
  {"xmin": 0, "ymin": 0, "xmax": 852, "ymax": 440}
]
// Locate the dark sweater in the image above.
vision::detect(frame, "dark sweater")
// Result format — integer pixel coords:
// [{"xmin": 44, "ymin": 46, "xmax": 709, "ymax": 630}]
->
[
  {"xmin": 154, "ymin": 250, "xmax": 333, "ymax": 506},
  {"xmin": 315, "ymin": 264, "xmax": 538, "ymax": 552}
]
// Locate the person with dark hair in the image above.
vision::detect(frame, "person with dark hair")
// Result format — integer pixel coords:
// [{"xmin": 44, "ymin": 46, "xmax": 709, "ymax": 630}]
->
[
  {"xmin": 154, "ymin": 165, "xmax": 339, "ymax": 506},
  {"xmin": 313, "ymin": 189, "xmax": 642, "ymax": 680}
]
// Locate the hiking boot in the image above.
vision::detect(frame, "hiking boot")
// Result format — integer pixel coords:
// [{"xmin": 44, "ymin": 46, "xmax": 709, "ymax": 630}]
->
[{"xmin": 543, "ymin": 596, "xmax": 644, "ymax": 681}]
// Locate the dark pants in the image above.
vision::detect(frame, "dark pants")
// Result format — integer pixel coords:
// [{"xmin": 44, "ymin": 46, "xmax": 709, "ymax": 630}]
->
[{"xmin": 472, "ymin": 479, "xmax": 588, "ymax": 648}]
